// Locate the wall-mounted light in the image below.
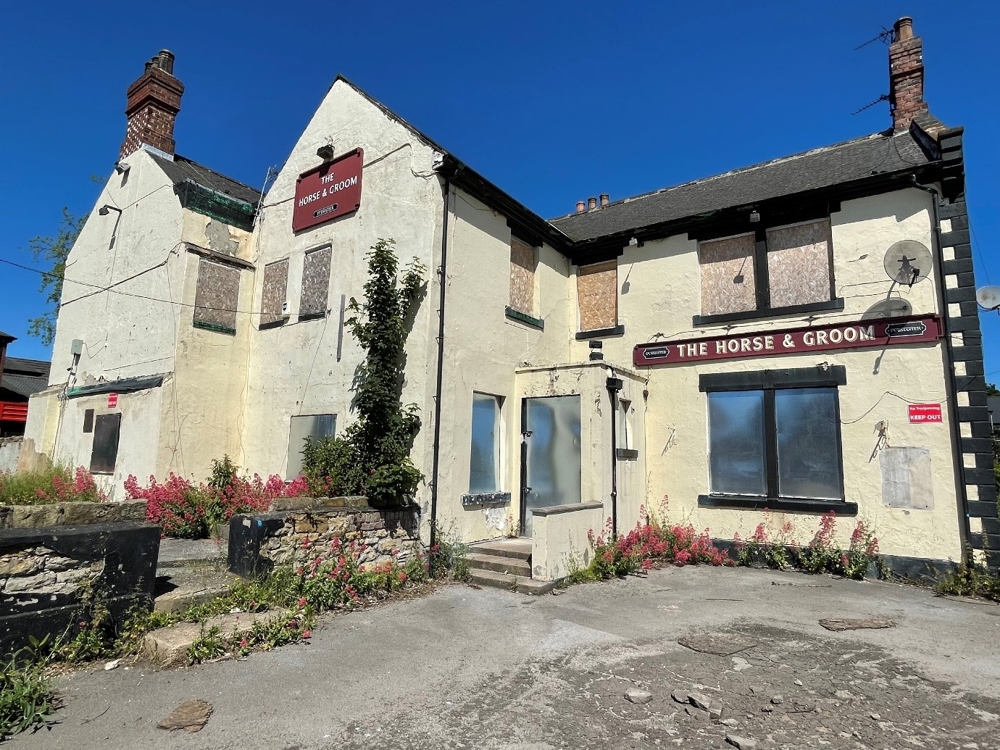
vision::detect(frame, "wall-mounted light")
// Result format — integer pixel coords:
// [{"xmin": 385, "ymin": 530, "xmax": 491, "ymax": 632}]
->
[
  {"xmin": 114, "ymin": 161, "xmax": 130, "ymax": 175},
  {"xmin": 98, "ymin": 205, "xmax": 122, "ymax": 216},
  {"xmin": 316, "ymin": 144, "xmax": 335, "ymax": 161},
  {"xmin": 749, "ymin": 210, "xmax": 761, "ymax": 223}
]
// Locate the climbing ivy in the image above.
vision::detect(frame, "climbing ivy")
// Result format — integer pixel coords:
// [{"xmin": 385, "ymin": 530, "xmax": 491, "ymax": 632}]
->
[{"xmin": 304, "ymin": 239, "xmax": 426, "ymax": 506}]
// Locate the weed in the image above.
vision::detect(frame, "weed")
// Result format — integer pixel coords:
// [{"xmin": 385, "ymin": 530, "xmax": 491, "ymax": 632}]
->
[
  {"xmin": 0, "ymin": 465, "xmax": 105, "ymax": 505},
  {"xmin": 936, "ymin": 553, "xmax": 1000, "ymax": 601},
  {"xmin": 0, "ymin": 647, "xmax": 57, "ymax": 740}
]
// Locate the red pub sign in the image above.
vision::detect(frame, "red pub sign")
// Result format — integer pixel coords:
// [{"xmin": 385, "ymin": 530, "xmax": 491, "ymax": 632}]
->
[
  {"xmin": 292, "ymin": 148, "xmax": 364, "ymax": 232},
  {"xmin": 633, "ymin": 315, "xmax": 942, "ymax": 367}
]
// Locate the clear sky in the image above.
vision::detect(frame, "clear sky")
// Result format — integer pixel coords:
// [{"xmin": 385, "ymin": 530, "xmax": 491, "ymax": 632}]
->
[{"xmin": 1, "ymin": 1, "xmax": 997, "ymax": 380}]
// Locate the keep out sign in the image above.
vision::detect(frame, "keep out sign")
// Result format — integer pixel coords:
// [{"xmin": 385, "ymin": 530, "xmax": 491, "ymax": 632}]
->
[
  {"xmin": 292, "ymin": 148, "xmax": 364, "ymax": 232},
  {"xmin": 634, "ymin": 315, "xmax": 942, "ymax": 367},
  {"xmin": 908, "ymin": 404, "xmax": 942, "ymax": 423}
]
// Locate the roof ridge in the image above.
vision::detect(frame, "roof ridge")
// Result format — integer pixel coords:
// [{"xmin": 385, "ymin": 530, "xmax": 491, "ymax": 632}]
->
[{"xmin": 549, "ymin": 130, "xmax": 898, "ymax": 223}]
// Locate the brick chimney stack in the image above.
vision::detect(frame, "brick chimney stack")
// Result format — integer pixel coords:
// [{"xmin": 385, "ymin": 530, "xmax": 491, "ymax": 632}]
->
[
  {"xmin": 888, "ymin": 17, "xmax": 927, "ymax": 132},
  {"xmin": 120, "ymin": 50, "xmax": 184, "ymax": 160}
]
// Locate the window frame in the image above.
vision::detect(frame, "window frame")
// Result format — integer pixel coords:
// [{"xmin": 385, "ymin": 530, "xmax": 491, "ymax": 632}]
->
[
  {"xmin": 692, "ymin": 210, "xmax": 844, "ymax": 326},
  {"xmin": 468, "ymin": 392, "xmax": 503, "ymax": 496},
  {"xmin": 698, "ymin": 366, "xmax": 857, "ymax": 515}
]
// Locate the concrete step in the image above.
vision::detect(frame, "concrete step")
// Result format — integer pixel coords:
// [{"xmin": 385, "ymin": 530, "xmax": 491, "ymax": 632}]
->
[
  {"xmin": 153, "ymin": 567, "xmax": 238, "ymax": 614},
  {"xmin": 469, "ymin": 569, "xmax": 557, "ymax": 596},
  {"xmin": 142, "ymin": 610, "xmax": 280, "ymax": 667},
  {"xmin": 472, "ymin": 539, "xmax": 532, "ymax": 561},
  {"xmin": 157, "ymin": 537, "xmax": 227, "ymax": 571},
  {"xmin": 467, "ymin": 552, "xmax": 532, "ymax": 577}
]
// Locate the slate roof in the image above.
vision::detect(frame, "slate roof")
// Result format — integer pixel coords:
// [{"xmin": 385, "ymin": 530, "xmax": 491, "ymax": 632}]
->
[
  {"xmin": 0, "ymin": 330, "xmax": 13, "ymax": 342},
  {"xmin": 149, "ymin": 153, "xmax": 261, "ymax": 206},
  {"xmin": 1, "ymin": 358, "xmax": 50, "ymax": 399},
  {"xmin": 550, "ymin": 131, "xmax": 935, "ymax": 243}
]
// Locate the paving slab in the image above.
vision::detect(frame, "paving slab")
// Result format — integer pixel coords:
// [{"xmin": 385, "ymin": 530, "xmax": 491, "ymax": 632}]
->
[
  {"xmin": 142, "ymin": 611, "xmax": 279, "ymax": 667},
  {"xmin": 156, "ymin": 538, "xmax": 226, "ymax": 570}
]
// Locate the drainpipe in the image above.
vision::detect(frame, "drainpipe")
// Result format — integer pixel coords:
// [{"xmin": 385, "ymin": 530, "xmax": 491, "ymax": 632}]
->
[
  {"xmin": 606, "ymin": 371, "xmax": 623, "ymax": 538},
  {"xmin": 428, "ymin": 178, "xmax": 451, "ymax": 551},
  {"xmin": 909, "ymin": 175, "xmax": 972, "ymax": 561}
]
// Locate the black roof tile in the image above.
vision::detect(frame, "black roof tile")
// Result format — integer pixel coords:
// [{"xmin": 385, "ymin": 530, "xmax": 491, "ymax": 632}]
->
[
  {"xmin": 550, "ymin": 131, "xmax": 933, "ymax": 242},
  {"xmin": 149, "ymin": 153, "xmax": 261, "ymax": 206}
]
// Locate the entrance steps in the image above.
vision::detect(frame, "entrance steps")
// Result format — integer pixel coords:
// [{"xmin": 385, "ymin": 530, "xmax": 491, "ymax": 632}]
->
[{"xmin": 467, "ymin": 539, "xmax": 556, "ymax": 595}]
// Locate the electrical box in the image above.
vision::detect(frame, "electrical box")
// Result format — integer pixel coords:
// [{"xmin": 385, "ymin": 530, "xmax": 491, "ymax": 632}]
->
[{"xmin": 71, "ymin": 339, "xmax": 84, "ymax": 356}]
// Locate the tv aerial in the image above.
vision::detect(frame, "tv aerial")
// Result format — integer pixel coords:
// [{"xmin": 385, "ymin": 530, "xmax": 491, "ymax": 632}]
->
[
  {"xmin": 976, "ymin": 286, "xmax": 1000, "ymax": 311},
  {"xmin": 884, "ymin": 240, "xmax": 931, "ymax": 287}
]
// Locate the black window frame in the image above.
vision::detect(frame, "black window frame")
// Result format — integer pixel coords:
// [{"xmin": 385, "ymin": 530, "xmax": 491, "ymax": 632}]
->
[
  {"xmin": 90, "ymin": 413, "xmax": 122, "ymax": 475},
  {"xmin": 697, "ymin": 366, "xmax": 857, "ymax": 515},
  {"xmin": 692, "ymin": 206, "xmax": 844, "ymax": 326}
]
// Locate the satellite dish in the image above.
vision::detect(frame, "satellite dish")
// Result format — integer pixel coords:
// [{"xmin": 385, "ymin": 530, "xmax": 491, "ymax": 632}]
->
[
  {"xmin": 884, "ymin": 240, "xmax": 932, "ymax": 286},
  {"xmin": 862, "ymin": 298, "xmax": 913, "ymax": 320},
  {"xmin": 977, "ymin": 286, "xmax": 1000, "ymax": 311}
]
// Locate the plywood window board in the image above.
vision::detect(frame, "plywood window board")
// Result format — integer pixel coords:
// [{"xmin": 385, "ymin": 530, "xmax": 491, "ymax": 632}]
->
[
  {"xmin": 578, "ymin": 261, "xmax": 618, "ymax": 331},
  {"xmin": 509, "ymin": 238, "xmax": 536, "ymax": 315},
  {"xmin": 300, "ymin": 247, "xmax": 332, "ymax": 318},
  {"xmin": 261, "ymin": 258, "xmax": 289, "ymax": 326},
  {"xmin": 699, "ymin": 233, "xmax": 757, "ymax": 316},
  {"xmin": 766, "ymin": 219, "xmax": 833, "ymax": 308},
  {"xmin": 193, "ymin": 258, "xmax": 240, "ymax": 333}
]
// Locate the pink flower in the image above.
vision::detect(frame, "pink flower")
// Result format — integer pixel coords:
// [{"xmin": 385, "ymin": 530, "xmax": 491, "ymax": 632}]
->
[
  {"xmin": 297, "ymin": 597, "xmax": 308, "ymax": 609},
  {"xmin": 302, "ymin": 630, "xmax": 311, "ymax": 639}
]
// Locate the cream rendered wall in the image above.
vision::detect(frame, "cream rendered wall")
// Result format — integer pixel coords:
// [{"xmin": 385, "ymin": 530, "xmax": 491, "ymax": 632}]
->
[
  {"xmin": 575, "ymin": 187, "xmax": 962, "ymax": 562},
  {"xmin": 27, "ymin": 148, "xmax": 255, "ymax": 487},
  {"xmin": 239, "ymin": 82, "xmax": 444, "ymax": 523},
  {"xmin": 51, "ymin": 386, "xmax": 164, "ymax": 500},
  {"xmin": 434, "ymin": 188, "xmax": 573, "ymax": 542}
]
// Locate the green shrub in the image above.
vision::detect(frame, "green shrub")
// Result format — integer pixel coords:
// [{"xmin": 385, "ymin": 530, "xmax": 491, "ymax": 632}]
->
[
  {"xmin": 0, "ymin": 641, "xmax": 57, "ymax": 739},
  {"xmin": 936, "ymin": 555, "xmax": 1000, "ymax": 601},
  {"xmin": 0, "ymin": 465, "xmax": 105, "ymax": 505},
  {"xmin": 302, "ymin": 238, "xmax": 427, "ymax": 507}
]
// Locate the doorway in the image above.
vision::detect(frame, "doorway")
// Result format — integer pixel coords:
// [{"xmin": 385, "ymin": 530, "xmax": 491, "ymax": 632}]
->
[{"xmin": 520, "ymin": 395, "xmax": 582, "ymax": 536}]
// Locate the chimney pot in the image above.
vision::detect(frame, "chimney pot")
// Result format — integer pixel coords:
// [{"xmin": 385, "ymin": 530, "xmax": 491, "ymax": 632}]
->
[
  {"xmin": 599, "ymin": 193, "xmax": 609, "ymax": 207},
  {"xmin": 588, "ymin": 196, "xmax": 598, "ymax": 211},
  {"xmin": 576, "ymin": 200, "xmax": 586, "ymax": 214},
  {"xmin": 893, "ymin": 17, "xmax": 914, "ymax": 42},
  {"xmin": 157, "ymin": 49, "xmax": 175, "ymax": 75}
]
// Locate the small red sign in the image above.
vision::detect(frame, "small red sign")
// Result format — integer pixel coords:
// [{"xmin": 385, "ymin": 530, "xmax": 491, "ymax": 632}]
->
[
  {"xmin": 292, "ymin": 148, "xmax": 364, "ymax": 232},
  {"xmin": 107, "ymin": 393, "xmax": 118, "ymax": 409},
  {"xmin": 633, "ymin": 315, "xmax": 942, "ymax": 367},
  {"xmin": 908, "ymin": 403, "xmax": 942, "ymax": 423}
]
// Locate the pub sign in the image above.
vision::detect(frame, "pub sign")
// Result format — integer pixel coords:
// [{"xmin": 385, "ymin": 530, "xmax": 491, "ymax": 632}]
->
[{"xmin": 293, "ymin": 148, "xmax": 364, "ymax": 232}]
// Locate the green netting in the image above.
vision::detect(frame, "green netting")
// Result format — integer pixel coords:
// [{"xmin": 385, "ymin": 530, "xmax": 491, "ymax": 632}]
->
[{"xmin": 179, "ymin": 181, "xmax": 256, "ymax": 231}]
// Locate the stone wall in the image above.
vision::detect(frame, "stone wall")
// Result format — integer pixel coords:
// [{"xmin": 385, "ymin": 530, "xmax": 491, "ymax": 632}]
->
[
  {"xmin": 0, "ymin": 500, "xmax": 147, "ymax": 529},
  {"xmin": 228, "ymin": 499, "xmax": 422, "ymax": 578},
  {"xmin": 0, "ymin": 522, "xmax": 160, "ymax": 654}
]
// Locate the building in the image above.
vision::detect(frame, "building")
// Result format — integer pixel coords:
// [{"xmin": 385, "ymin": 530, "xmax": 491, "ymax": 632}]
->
[
  {"xmin": 26, "ymin": 18, "xmax": 996, "ymax": 575},
  {"xmin": 0, "ymin": 356, "xmax": 51, "ymax": 438}
]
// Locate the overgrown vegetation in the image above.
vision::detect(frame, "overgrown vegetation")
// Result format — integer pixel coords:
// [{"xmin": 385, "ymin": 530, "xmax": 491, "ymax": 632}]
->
[
  {"xmin": 0, "ymin": 465, "xmax": 106, "ymax": 505},
  {"xmin": 0, "ymin": 639, "xmax": 57, "ymax": 740},
  {"xmin": 303, "ymin": 238, "xmax": 426, "ymax": 507},
  {"xmin": 125, "ymin": 456, "xmax": 309, "ymax": 538},
  {"xmin": 567, "ymin": 506, "xmax": 731, "ymax": 584},
  {"xmin": 936, "ymin": 554, "xmax": 1000, "ymax": 602},
  {"xmin": 733, "ymin": 512, "xmax": 883, "ymax": 580}
]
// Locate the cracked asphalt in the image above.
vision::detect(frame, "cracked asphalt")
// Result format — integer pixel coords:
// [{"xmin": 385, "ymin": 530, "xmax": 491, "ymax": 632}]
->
[{"xmin": 11, "ymin": 566, "xmax": 1000, "ymax": 749}]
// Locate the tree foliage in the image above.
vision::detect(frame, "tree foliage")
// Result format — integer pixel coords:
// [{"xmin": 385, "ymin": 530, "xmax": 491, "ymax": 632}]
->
[
  {"xmin": 303, "ymin": 238, "xmax": 426, "ymax": 506},
  {"xmin": 27, "ymin": 208, "xmax": 86, "ymax": 345}
]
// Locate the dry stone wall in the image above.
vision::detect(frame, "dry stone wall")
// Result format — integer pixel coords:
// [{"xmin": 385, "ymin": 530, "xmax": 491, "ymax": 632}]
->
[{"xmin": 263, "ymin": 507, "xmax": 422, "ymax": 568}]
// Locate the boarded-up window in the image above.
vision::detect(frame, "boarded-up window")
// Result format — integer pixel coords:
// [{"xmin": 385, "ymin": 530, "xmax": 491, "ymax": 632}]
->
[
  {"xmin": 193, "ymin": 259, "xmax": 240, "ymax": 334},
  {"xmin": 880, "ymin": 446, "xmax": 933, "ymax": 509},
  {"xmin": 287, "ymin": 414, "xmax": 336, "ymax": 480},
  {"xmin": 82, "ymin": 409, "xmax": 94, "ymax": 433},
  {"xmin": 577, "ymin": 261, "xmax": 618, "ymax": 331},
  {"xmin": 300, "ymin": 247, "xmax": 332, "ymax": 319},
  {"xmin": 766, "ymin": 219, "xmax": 833, "ymax": 308},
  {"xmin": 261, "ymin": 259, "xmax": 289, "ymax": 326},
  {"xmin": 90, "ymin": 413, "xmax": 121, "ymax": 474},
  {"xmin": 509, "ymin": 238, "xmax": 536, "ymax": 315},
  {"xmin": 699, "ymin": 233, "xmax": 756, "ymax": 316}
]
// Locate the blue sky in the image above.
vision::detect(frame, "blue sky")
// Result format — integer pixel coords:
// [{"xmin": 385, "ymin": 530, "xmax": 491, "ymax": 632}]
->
[{"xmin": 1, "ymin": 1, "xmax": 997, "ymax": 379}]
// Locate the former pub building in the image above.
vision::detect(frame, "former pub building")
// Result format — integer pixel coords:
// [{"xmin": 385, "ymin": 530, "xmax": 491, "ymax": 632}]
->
[{"xmin": 26, "ymin": 17, "xmax": 996, "ymax": 581}]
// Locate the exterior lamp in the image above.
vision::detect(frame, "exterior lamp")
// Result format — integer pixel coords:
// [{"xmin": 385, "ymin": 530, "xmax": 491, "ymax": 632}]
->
[
  {"xmin": 749, "ymin": 210, "xmax": 761, "ymax": 223},
  {"xmin": 316, "ymin": 144, "xmax": 335, "ymax": 161},
  {"xmin": 98, "ymin": 205, "xmax": 122, "ymax": 216}
]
